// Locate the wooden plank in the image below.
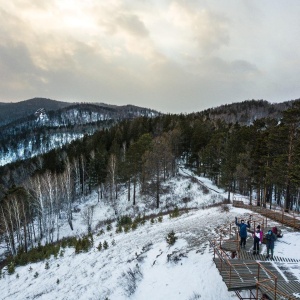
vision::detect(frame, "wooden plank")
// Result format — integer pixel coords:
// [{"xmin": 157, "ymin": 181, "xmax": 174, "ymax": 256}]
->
[
  {"xmin": 214, "ymin": 260, "xmax": 300, "ymax": 298},
  {"xmin": 212, "ymin": 234, "xmax": 300, "ymax": 298}
]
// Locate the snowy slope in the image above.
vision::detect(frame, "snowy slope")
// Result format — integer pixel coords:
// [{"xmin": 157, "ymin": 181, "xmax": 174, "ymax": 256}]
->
[{"xmin": 0, "ymin": 171, "xmax": 299, "ymax": 300}]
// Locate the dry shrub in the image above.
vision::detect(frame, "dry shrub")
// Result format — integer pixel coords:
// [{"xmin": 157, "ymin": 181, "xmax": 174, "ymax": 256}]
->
[{"xmin": 220, "ymin": 204, "xmax": 230, "ymax": 213}]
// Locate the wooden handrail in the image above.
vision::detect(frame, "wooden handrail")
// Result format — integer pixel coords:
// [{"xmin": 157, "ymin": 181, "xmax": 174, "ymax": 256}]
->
[
  {"xmin": 210, "ymin": 214, "xmax": 298, "ymax": 299},
  {"xmin": 212, "ymin": 242, "xmax": 284, "ymax": 299},
  {"xmin": 233, "ymin": 201, "xmax": 300, "ymax": 231}
]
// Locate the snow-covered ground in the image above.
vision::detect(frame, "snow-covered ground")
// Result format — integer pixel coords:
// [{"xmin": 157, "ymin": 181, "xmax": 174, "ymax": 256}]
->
[{"xmin": 0, "ymin": 170, "xmax": 299, "ymax": 300}]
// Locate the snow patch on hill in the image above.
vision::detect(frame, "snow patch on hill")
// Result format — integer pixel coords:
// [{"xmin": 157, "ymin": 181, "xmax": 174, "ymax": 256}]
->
[{"xmin": 0, "ymin": 170, "xmax": 299, "ymax": 300}]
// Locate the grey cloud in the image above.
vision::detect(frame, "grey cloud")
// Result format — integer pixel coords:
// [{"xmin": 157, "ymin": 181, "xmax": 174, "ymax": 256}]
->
[
  {"xmin": 193, "ymin": 11, "xmax": 230, "ymax": 54},
  {"xmin": 0, "ymin": 37, "xmax": 46, "ymax": 96},
  {"xmin": 230, "ymin": 60, "xmax": 259, "ymax": 76},
  {"xmin": 188, "ymin": 57, "xmax": 260, "ymax": 82},
  {"xmin": 116, "ymin": 13, "xmax": 149, "ymax": 37},
  {"xmin": 0, "ymin": 1, "xmax": 300, "ymax": 113},
  {"xmin": 0, "ymin": 43, "xmax": 32, "ymax": 73},
  {"xmin": 13, "ymin": 0, "xmax": 54, "ymax": 11}
]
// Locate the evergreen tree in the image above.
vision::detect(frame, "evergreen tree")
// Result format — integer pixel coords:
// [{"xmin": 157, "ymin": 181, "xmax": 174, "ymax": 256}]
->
[
  {"xmin": 103, "ymin": 240, "xmax": 109, "ymax": 250},
  {"xmin": 166, "ymin": 230, "xmax": 177, "ymax": 246},
  {"xmin": 281, "ymin": 102, "xmax": 300, "ymax": 210}
]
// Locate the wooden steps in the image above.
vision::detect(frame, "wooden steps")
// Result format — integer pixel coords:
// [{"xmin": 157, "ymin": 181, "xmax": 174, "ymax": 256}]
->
[
  {"xmin": 212, "ymin": 204, "xmax": 300, "ymax": 299},
  {"xmin": 258, "ymin": 280, "xmax": 300, "ymax": 300},
  {"xmin": 214, "ymin": 258, "xmax": 300, "ymax": 299}
]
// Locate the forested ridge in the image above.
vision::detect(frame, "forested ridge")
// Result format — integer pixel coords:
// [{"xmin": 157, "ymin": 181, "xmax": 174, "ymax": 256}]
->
[
  {"xmin": 200, "ymin": 99, "xmax": 296, "ymax": 125},
  {"xmin": 0, "ymin": 98, "xmax": 159, "ymax": 165},
  {"xmin": 1, "ymin": 99, "xmax": 300, "ymax": 258}
]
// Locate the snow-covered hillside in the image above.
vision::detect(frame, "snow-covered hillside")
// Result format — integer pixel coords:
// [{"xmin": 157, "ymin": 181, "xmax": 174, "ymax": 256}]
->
[
  {"xmin": 0, "ymin": 132, "xmax": 85, "ymax": 166},
  {"xmin": 0, "ymin": 100, "xmax": 160, "ymax": 167},
  {"xmin": 0, "ymin": 169, "xmax": 299, "ymax": 300}
]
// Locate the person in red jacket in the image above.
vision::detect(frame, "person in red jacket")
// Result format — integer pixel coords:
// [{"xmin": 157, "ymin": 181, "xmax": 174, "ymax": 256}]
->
[
  {"xmin": 272, "ymin": 226, "xmax": 283, "ymax": 239},
  {"xmin": 252, "ymin": 225, "xmax": 263, "ymax": 255}
]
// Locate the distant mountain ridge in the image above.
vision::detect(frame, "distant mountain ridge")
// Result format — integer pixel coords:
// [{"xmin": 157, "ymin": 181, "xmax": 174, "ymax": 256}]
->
[
  {"xmin": 199, "ymin": 99, "xmax": 299, "ymax": 125},
  {"xmin": 0, "ymin": 97, "xmax": 159, "ymax": 127},
  {"xmin": 0, "ymin": 98, "xmax": 160, "ymax": 166},
  {"xmin": 0, "ymin": 97, "xmax": 299, "ymax": 166},
  {"xmin": 0, "ymin": 98, "xmax": 71, "ymax": 126}
]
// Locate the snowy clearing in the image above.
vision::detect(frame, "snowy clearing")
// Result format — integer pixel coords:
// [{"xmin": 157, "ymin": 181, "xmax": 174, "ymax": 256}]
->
[{"xmin": 0, "ymin": 171, "xmax": 299, "ymax": 300}]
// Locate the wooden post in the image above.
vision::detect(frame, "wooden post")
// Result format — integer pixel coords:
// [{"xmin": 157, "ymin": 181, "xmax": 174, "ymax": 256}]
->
[
  {"xmin": 274, "ymin": 276, "xmax": 277, "ymax": 300},
  {"xmin": 229, "ymin": 264, "xmax": 232, "ymax": 288},
  {"xmin": 220, "ymin": 251, "xmax": 223, "ymax": 272},
  {"xmin": 293, "ymin": 215, "xmax": 296, "ymax": 228},
  {"xmin": 213, "ymin": 243, "xmax": 216, "ymax": 260}
]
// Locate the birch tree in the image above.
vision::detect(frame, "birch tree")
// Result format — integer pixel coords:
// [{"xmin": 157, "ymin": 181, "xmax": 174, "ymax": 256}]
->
[
  {"xmin": 107, "ymin": 153, "xmax": 117, "ymax": 206},
  {"xmin": 62, "ymin": 158, "xmax": 74, "ymax": 230}
]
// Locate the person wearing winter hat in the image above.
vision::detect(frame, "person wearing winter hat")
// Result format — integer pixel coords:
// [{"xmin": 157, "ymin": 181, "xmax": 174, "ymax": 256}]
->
[
  {"xmin": 253, "ymin": 225, "xmax": 263, "ymax": 255},
  {"xmin": 266, "ymin": 229, "xmax": 276, "ymax": 259},
  {"xmin": 235, "ymin": 217, "xmax": 250, "ymax": 249}
]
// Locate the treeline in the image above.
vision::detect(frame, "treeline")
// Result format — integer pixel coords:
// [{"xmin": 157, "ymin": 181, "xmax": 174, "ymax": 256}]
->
[
  {"xmin": 200, "ymin": 99, "xmax": 295, "ymax": 125},
  {"xmin": 0, "ymin": 119, "xmax": 116, "ymax": 165},
  {"xmin": 1, "ymin": 100, "xmax": 300, "ymax": 257}
]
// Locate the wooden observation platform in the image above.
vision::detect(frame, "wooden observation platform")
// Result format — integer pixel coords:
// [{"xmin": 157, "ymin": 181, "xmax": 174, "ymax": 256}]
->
[{"xmin": 211, "ymin": 204, "xmax": 300, "ymax": 299}]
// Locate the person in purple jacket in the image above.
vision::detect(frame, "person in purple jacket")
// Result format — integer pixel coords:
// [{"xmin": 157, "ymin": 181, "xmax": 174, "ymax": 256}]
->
[{"xmin": 252, "ymin": 225, "xmax": 263, "ymax": 254}]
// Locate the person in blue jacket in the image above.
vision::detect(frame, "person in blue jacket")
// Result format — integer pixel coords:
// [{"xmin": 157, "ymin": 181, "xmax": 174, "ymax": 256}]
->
[
  {"xmin": 265, "ymin": 229, "xmax": 276, "ymax": 259},
  {"xmin": 235, "ymin": 217, "xmax": 250, "ymax": 249}
]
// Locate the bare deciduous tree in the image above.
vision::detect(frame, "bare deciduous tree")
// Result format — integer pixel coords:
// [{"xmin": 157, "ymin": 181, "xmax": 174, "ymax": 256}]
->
[{"xmin": 81, "ymin": 205, "xmax": 95, "ymax": 233}]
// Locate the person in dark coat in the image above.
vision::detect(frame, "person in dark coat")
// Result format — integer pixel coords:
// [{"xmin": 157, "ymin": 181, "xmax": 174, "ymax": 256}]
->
[
  {"xmin": 265, "ymin": 229, "xmax": 276, "ymax": 259},
  {"xmin": 252, "ymin": 225, "xmax": 263, "ymax": 254},
  {"xmin": 235, "ymin": 217, "xmax": 250, "ymax": 249},
  {"xmin": 272, "ymin": 226, "xmax": 283, "ymax": 238}
]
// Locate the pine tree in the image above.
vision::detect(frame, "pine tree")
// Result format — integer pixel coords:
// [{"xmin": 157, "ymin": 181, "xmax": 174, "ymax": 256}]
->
[
  {"xmin": 281, "ymin": 102, "xmax": 300, "ymax": 211},
  {"xmin": 103, "ymin": 240, "xmax": 109, "ymax": 250},
  {"xmin": 97, "ymin": 242, "xmax": 102, "ymax": 251},
  {"xmin": 7, "ymin": 262, "xmax": 15, "ymax": 275},
  {"xmin": 166, "ymin": 230, "xmax": 177, "ymax": 246}
]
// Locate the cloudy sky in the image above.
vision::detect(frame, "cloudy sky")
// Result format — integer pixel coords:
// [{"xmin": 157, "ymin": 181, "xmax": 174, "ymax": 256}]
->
[{"xmin": 0, "ymin": 0, "xmax": 300, "ymax": 113}]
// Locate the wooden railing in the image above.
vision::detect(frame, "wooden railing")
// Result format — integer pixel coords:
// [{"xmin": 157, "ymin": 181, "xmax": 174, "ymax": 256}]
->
[
  {"xmin": 210, "ymin": 217, "xmax": 298, "ymax": 300},
  {"xmin": 232, "ymin": 201, "xmax": 300, "ymax": 231},
  {"xmin": 210, "ymin": 239, "xmax": 295, "ymax": 300},
  {"xmin": 255, "ymin": 264, "xmax": 278, "ymax": 300}
]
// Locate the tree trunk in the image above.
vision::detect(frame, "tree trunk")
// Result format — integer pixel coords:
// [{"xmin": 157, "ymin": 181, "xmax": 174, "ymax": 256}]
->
[
  {"xmin": 133, "ymin": 177, "xmax": 136, "ymax": 206},
  {"xmin": 285, "ymin": 180, "xmax": 291, "ymax": 212},
  {"xmin": 127, "ymin": 178, "xmax": 131, "ymax": 202},
  {"xmin": 249, "ymin": 185, "xmax": 252, "ymax": 205}
]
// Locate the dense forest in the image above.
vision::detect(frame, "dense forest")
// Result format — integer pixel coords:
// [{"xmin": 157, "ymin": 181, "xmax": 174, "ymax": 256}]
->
[{"xmin": 0, "ymin": 99, "xmax": 300, "ymax": 257}]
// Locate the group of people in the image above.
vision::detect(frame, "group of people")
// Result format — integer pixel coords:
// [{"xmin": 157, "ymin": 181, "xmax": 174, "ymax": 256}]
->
[{"xmin": 235, "ymin": 217, "xmax": 280, "ymax": 259}]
